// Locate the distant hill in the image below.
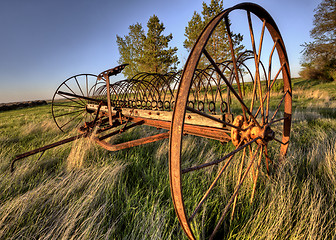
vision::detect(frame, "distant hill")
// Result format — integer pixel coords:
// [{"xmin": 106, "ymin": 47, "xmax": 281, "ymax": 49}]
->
[{"xmin": 0, "ymin": 100, "xmax": 47, "ymax": 111}]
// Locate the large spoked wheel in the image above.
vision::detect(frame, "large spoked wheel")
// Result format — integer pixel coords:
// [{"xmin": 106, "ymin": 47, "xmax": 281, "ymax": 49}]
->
[
  {"xmin": 169, "ymin": 3, "xmax": 291, "ymax": 239},
  {"xmin": 51, "ymin": 74, "xmax": 100, "ymax": 132}
]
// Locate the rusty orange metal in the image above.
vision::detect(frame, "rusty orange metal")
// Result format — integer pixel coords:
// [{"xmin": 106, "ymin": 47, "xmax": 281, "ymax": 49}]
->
[{"xmin": 12, "ymin": 3, "xmax": 292, "ymax": 239}]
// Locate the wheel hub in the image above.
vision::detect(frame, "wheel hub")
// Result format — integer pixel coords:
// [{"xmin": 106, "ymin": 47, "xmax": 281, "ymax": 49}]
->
[{"xmin": 231, "ymin": 115, "xmax": 275, "ymax": 146}]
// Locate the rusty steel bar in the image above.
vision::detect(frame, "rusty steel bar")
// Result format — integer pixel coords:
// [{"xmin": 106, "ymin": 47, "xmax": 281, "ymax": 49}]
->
[
  {"xmin": 95, "ymin": 132, "xmax": 170, "ymax": 151},
  {"xmin": 57, "ymin": 91, "xmax": 107, "ymax": 104},
  {"xmin": 11, "ymin": 133, "xmax": 87, "ymax": 172},
  {"xmin": 98, "ymin": 120, "xmax": 145, "ymax": 141}
]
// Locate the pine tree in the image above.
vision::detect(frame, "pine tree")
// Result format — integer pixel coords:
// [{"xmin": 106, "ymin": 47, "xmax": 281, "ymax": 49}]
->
[
  {"xmin": 116, "ymin": 15, "xmax": 179, "ymax": 78},
  {"xmin": 184, "ymin": 0, "xmax": 244, "ymax": 66},
  {"xmin": 116, "ymin": 23, "xmax": 145, "ymax": 78},
  {"xmin": 139, "ymin": 15, "xmax": 179, "ymax": 74},
  {"xmin": 301, "ymin": 0, "xmax": 336, "ymax": 81}
]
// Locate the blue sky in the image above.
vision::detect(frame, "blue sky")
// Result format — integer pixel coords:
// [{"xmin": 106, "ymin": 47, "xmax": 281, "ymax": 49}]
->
[{"xmin": 0, "ymin": 0, "xmax": 321, "ymax": 103}]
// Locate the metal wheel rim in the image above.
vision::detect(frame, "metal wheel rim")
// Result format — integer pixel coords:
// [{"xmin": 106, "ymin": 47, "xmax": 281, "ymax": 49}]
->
[
  {"xmin": 51, "ymin": 74, "xmax": 99, "ymax": 132},
  {"xmin": 169, "ymin": 3, "xmax": 292, "ymax": 239}
]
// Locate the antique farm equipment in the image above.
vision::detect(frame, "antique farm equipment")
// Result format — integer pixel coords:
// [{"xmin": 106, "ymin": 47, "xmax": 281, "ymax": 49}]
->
[{"xmin": 11, "ymin": 3, "xmax": 291, "ymax": 239}]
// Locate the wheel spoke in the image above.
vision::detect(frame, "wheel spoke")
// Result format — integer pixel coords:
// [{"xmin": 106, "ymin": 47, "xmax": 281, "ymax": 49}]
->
[
  {"xmin": 54, "ymin": 109, "xmax": 84, "ymax": 118},
  {"xmin": 188, "ymin": 140, "xmax": 245, "ymax": 222},
  {"xmin": 210, "ymin": 145, "xmax": 261, "ymax": 240},
  {"xmin": 250, "ymin": 145, "xmax": 263, "ymax": 202},
  {"xmin": 182, "ymin": 137, "xmax": 260, "ymax": 174},
  {"xmin": 74, "ymin": 111, "xmax": 87, "ymax": 129},
  {"xmin": 254, "ymin": 62, "xmax": 286, "ymax": 120},
  {"xmin": 57, "ymin": 92, "xmax": 85, "ymax": 107},
  {"xmin": 264, "ymin": 145, "xmax": 272, "ymax": 174},
  {"xmin": 203, "ymin": 49, "xmax": 261, "ymax": 128},
  {"xmin": 269, "ymin": 116, "xmax": 289, "ymax": 126},
  {"xmin": 224, "ymin": 16, "xmax": 247, "ymax": 121},
  {"xmin": 74, "ymin": 76, "xmax": 85, "ymax": 97},
  {"xmin": 231, "ymin": 147, "xmax": 246, "ymax": 220},
  {"xmin": 59, "ymin": 109, "xmax": 86, "ymax": 130},
  {"xmin": 64, "ymin": 82, "xmax": 86, "ymax": 106},
  {"xmin": 270, "ymin": 90, "xmax": 289, "ymax": 122},
  {"xmin": 86, "ymin": 75, "xmax": 89, "ymax": 97},
  {"xmin": 266, "ymin": 40, "xmax": 279, "ymax": 122},
  {"xmin": 247, "ymin": 11, "xmax": 266, "ymax": 124}
]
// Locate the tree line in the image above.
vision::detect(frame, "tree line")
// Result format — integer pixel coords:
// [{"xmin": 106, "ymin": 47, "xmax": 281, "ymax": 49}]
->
[
  {"xmin": 116, "ymin": 0, "xmax": 243, "ymax": 79},
  {"xmin": 117, "ymin": 0, "xmax": 335, "ymax": 82}
]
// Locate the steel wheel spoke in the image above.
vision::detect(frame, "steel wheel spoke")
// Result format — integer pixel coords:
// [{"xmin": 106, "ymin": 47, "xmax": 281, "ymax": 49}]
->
[
  {"xmin": 273, "ymin": 137, "xmax": 288, "ymax": 145},
  {"xmin": 188, "ymin": 140, "xmax": 246, "ymax": 222},
  {"xmin": 203, "ymin": 49, "xmax": 260, "ymax": 128},
  {"xmin": 264, "ymin": 145, "xmax": 272, "ymax": 173},
  {"xmin": 74, "ymin": 111, "xmax": 87, "ymax": 129},
  {"xmin": 254, "ymin": 63, "xmax": 286, "ymax": 120},
  {"xmin": 231, "ymin": 147, "xmax": 246, "ymax": 220},
  {"xmin": 250, "ymin": 145, "xmax": 263, "ymax": 202},
  {"xmin": 247, "ymin": 11, "xmax": 266, "ymax": 124},
  {"xmin": 57, "ymin": 92, "xmax": 85, "ymax": 107},
  {"xmin": 182, "ymin": 137, "xmax": 260, "ymax": 174},
  {"xmin": 86, "ymin": 75, "xmax": 89, "ymax": 97},
  {"xmin": 266, "ymin": 40, "xmax": 278, "ymax": 122},
  {"xmin": 64, "ymin": 82, "xmax": 86, "ymax": 106},
  {"xmin": 224, "ymin": 16, "xmax": 247, "ymax": 121},
  {"xmin": 74, "ymin": 76, "xmax": 85, "ymax": 97},
  {"xmin": 54, "ymin": 109, "xmax": 84, "ymax": 118},
  {"xmin": 269, "ymin": 116, "xmax": 288, "ymax": 125},
  {"xmin": 210, "ymin": 145, "xmax": 261, "ymax": 240},
  {"xmin": 59, "ymin": 110, "xmax": 86, "ymax": 130},
  {"xmin": 271, "ymin": 90, "xmax": 289, "ymax": 122}
]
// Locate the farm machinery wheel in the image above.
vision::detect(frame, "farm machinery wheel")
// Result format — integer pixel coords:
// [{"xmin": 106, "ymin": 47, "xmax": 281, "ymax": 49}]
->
[
  {"xmin": 51, "ymin": 74, "xmax": 101, "ymax": 132},
  {"xmin": 169, "ymin": 3, "xmax": 292, "ymax": 239}
]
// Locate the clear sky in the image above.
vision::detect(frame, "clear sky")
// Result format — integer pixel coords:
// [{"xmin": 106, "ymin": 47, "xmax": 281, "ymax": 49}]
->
[{"xmin": 0, "ymin": 0, "xmax": 321, "ymax": 103}]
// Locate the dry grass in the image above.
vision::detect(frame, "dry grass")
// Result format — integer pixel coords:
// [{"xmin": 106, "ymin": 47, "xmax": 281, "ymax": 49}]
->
[
  {"xmin": 1, "ymin": 78, "xmax": 336, "ymax": 239},
  {"xmin": 0, "ymin": 162, "xmax": 127, "ymax": 240},
  {"xmin": 66, "ymin": 138, "xmax": 95, "ymax": 170},
  {"xmin": 22, "ymin": 119, "xmax": 57, "ymax": 135}
]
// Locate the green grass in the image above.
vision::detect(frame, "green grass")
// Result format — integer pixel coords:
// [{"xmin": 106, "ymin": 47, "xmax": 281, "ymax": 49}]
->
[{"xmin": 1, "ymin": 78, "xmax": 336, "ymax": 239}]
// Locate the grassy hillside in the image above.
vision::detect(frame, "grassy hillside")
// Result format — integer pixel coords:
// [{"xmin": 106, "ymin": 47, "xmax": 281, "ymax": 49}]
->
[{"xmin": 0, "ymin": 78, "xmax": 336, "ymax": 239}]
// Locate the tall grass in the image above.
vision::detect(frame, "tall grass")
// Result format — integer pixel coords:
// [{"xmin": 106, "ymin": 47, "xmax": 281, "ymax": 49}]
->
[{"xmin": 0, "ymin": 78, "xmax": 336, "ymax": 239}]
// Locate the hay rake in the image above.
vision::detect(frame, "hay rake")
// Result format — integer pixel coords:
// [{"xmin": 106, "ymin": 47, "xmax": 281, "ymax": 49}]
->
[{"xmin": 12, "ymin": 3, "xmax": 292, "ymax": 239}]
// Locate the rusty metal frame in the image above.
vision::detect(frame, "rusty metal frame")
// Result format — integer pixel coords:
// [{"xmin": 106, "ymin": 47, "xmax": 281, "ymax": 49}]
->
[
  {"xmin": 12, "ymin": 3, "xmax": 292, "ymax": 240},
  {"xmin": 169, "ymin": 3, "xmax": 291, "ymax": 239}
]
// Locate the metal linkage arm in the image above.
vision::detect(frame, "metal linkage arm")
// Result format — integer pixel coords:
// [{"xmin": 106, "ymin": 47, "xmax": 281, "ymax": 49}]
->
[
  {"xmin": 57, "ymin": 91, "xmax": 107, "ymax": 105},
  {"xmin": 11, "ymin": 133, "xmax": 87, "ymax": 172}
]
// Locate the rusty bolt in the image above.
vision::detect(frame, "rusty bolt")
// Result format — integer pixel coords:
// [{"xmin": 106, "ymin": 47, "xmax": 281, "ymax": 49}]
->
[{"xmin": 187, "ymin": 115, "xmax": 191, "ymax": 119}]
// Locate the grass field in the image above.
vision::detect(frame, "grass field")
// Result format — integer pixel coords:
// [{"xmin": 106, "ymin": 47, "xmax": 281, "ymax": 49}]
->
[{"xmin": 1, "ymin": 78, "xmax": 336, "ymax": 239}]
